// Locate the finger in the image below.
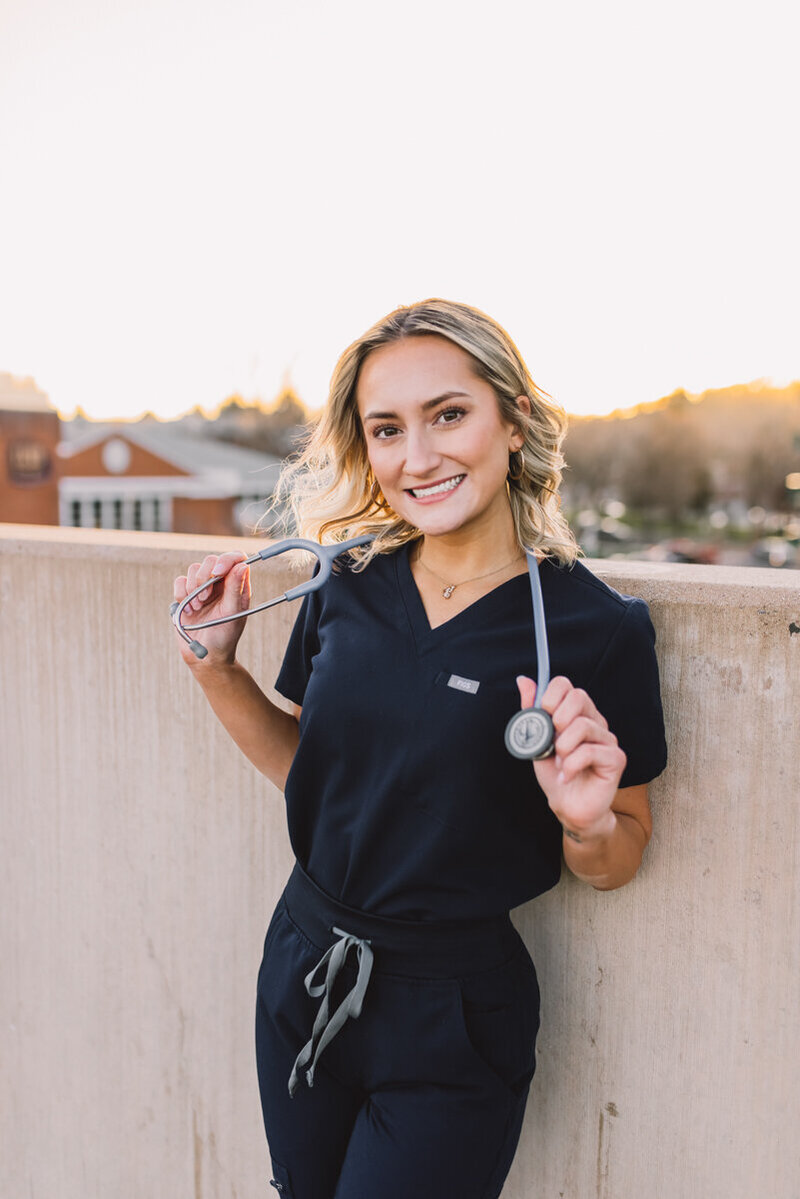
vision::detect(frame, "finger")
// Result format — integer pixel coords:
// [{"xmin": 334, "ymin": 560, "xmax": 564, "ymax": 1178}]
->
[
  {"xmin": 185, "ymin": 561, "xmax": 202, "ymax": 606},
  {"xmin": 555, "ymin": 716, "xmax": 617, "ymax": 760},
  {"xmin": 172, "ymin": 576, "xmax": 197, "ymax": 640},
  {"xmin": 238, "ymin": 561, "xmax": 251, "ymax": 605},
  {"xmin": 222, "ymin": 560, "xmax": 251, "ymax": 608},
  {"xmin": 558, "ymin": 741, "xmax": 627, "ymax": 785},
  {"xmin": 550, "ymin": 686, "xmax": 603, "ymax": 734},
  {"xmin": 539, "ymin": 676, "xmax": 573, "ymax": 716},
  {"xmin": 190, "ymin": 555, "xmax": 220, "ymax": 610},
  {"xmin": 210, "ymin": 551, "xmax": 247, "ymax": 579},
  {"xmin": 516, "ymin": 674, "xmax": 537, "ymax": 709}
]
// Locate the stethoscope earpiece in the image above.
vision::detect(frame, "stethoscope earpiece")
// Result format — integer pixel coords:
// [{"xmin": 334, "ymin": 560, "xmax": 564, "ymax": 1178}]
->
[{"xmin": 170, "ymin": 535, "xmax": 373, "ymax": 659}]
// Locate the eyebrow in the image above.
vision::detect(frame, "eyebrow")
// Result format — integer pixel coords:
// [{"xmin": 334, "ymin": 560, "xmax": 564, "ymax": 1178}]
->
[{"xmin": 363, "ymin": 390, "xmax": 471, "ymax": 421}]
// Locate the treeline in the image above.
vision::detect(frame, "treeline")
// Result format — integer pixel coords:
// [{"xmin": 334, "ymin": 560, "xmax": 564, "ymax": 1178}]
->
[
  {"xmin": 562, "ymin": 382, "xmax": 800, "ymax": 517},
  {"xmin": 185, "ymin": 378, "xmax": 800, "ymax": 519},
  {"xmin": 183, "ymin": 387, "xmax": 309, "ymax": 458}
]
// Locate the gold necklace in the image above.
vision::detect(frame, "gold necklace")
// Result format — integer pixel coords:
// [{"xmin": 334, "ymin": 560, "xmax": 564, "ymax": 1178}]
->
[{"xmin": 415, "ymin": 547, "xmax": 525, "ymax": 599}]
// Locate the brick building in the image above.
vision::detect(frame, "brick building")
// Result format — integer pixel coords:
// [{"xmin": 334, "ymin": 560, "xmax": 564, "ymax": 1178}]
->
[
  {"xmin": 0, "ymin": 374, "xmax": 60, "ymax": 525},
  {"xmin": 0, "ymin": 373, "xmax": 282, "ymax": 537},
  {"xmin": 57, "ymin": 420, "xmax": 282, "ymax": 536}
]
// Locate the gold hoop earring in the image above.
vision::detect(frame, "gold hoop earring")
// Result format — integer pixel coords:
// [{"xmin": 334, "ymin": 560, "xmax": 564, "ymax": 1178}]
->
[
  {"xmin": 507, "ymin": 449, "xmax": 525, "ymax": 483},
  {"xmin": 369, "ymin": 479, "xmax": 388, "ymax": 508}
]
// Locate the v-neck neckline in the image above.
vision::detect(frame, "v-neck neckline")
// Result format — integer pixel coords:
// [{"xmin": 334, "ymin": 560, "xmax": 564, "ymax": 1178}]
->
[{"xmin": 395, "ymin": 541, "xmax": 532, "ymax": 649}]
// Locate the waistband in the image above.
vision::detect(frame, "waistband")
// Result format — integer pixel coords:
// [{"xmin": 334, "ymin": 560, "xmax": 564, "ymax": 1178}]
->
[{"xmin": 282, "ymin": 862, "xmax": 521, "ymax": 979}]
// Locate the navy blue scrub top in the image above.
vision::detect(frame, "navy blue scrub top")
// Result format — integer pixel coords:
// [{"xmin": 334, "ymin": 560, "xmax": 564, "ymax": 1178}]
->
[{"xmin": 275, "ymin": 543, "xmax": 667, "ymax": 922}]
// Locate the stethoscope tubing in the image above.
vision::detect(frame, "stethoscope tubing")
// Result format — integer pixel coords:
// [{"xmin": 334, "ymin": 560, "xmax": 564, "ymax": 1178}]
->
[
  {"xmin": 169, "ymin": 534, "xmax": 553, "ymax": 758},
  {"xmin": 525, "ymin": 549, "xmax": 550, "ymax": 704},
  {"xmin": 500, "ymin": 548, "xmax": 555, "ymax": 760},
  {"xmin": 170, "ymin": 535, "xmax": 373, "ymax": 659}
]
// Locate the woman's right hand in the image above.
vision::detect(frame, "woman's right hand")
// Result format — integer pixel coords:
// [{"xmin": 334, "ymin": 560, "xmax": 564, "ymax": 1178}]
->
[{"xmin": 172, "ymin": 552, "xmax": 251, "ymax": 668}]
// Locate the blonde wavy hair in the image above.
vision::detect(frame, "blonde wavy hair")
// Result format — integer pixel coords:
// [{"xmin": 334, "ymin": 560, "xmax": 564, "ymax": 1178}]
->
[{"xmin": 266, "ymin": 298, "xmax": 579, "ymax": 567}]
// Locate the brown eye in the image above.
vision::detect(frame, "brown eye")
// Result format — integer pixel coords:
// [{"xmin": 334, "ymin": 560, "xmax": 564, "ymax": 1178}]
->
[{"xmin": 436, "ymin": 406, "xmax": 466, "ymax": 424}]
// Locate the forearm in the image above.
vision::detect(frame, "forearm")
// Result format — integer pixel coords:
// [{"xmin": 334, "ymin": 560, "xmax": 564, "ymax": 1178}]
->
[
  {"xmin": 189, "ymin": 659, "xmax": 299, "ymax": 791},
  {"xmin": 561, "ymin": 810, "xmax": 649, "ymax": 891}
]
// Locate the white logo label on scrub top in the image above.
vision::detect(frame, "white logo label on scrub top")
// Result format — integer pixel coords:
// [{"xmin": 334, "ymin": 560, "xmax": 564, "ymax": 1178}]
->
[{"xmin": 447, "ymin": 674, "xmax": 480, "ymax": 694}]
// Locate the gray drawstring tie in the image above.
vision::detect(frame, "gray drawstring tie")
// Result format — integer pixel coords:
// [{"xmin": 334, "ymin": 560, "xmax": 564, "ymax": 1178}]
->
[{"xmin": 288, "ymin": 926, "xmax": 374, "ymax": 1097}]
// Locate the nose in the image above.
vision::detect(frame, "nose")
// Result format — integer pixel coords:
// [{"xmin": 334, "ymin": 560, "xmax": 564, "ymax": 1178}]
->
[{"xmin": 403, "ymin": 425, "xmax": 442, "ymax": 479}]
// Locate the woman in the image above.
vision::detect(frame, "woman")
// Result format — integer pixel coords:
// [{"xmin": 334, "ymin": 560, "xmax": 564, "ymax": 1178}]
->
[{"xmin": 173, "ymin": 299, "xmax": 667, "ymax": 1199}]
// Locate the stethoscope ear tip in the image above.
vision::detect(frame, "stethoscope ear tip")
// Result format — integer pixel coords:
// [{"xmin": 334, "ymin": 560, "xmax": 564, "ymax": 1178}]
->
[{"xmin": 190, "ymin": 641, "xmax": 208, "ymax": 660}]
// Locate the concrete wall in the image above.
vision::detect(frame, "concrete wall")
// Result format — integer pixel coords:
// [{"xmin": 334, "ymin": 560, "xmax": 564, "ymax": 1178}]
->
[{"xmin": 1, "ymin": 524, "xmax": 798, "ymax": 1199}]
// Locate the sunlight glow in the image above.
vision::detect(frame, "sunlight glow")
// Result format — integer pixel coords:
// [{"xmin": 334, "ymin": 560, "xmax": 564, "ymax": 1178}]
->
[{"xmin": 1, "ymin": 0, "xmax": 797, "ymax": 422}]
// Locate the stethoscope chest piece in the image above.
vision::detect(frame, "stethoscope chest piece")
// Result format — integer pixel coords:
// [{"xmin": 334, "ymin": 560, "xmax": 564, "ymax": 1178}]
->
[{"xmin": 504, "ymin": 706, "xmax": 555, "ymax": 761}]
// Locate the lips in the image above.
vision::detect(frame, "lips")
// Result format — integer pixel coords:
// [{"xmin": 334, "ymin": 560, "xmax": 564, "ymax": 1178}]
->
[{"xmin": 406, "ymin": 474, "xmax": 465, "ymax": 499}]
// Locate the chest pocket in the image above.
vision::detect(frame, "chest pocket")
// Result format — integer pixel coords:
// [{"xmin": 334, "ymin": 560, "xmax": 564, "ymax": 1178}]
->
[
  {"xmin": 412, "ymin": 669, "xmax": 520, "ymax": 836},
  {"xmin": 431, "ymin": 668, "xmax": 516, "ymax": 730}
]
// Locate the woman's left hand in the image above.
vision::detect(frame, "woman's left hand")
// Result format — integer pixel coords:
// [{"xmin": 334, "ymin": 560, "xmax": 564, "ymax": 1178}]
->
[{"xmin": 516, "ymin": 675, "xmax": 626, "ymax": 839}]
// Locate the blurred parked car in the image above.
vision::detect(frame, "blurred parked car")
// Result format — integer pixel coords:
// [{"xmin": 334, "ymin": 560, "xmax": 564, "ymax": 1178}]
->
[
  {"xmin": 640, "ymin": 539, "xmax": 720, "ymax": 565},
  {"xmin": 750, "ymin": 537, "xmax": 798, "ymax": 568}
]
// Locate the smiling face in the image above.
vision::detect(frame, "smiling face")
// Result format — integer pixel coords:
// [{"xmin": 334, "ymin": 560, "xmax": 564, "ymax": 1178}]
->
[{"xmin": 355, "ymin": 335, "xmax": 527, "ymax": 542}]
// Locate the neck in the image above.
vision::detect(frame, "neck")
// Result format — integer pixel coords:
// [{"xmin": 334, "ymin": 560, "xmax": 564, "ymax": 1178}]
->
[{"xmin": 416, "ymin": 511, "xmax": 522, "ymax": 580}]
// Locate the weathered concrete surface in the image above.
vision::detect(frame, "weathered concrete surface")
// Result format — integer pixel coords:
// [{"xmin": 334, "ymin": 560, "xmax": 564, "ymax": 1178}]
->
[{"xmin": 1, "ymin": 525, "xmax": 798, "ymax": 1199}]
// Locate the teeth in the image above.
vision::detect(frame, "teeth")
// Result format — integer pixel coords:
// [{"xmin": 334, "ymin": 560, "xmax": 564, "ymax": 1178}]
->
[{"xmin": 410, "ymin": 475, "xmax": 464, "ymax": 498}]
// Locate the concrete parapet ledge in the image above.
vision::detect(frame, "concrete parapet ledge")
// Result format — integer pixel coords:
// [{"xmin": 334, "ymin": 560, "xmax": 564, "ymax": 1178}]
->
[{"xmin": 1, "ymin": 524, "xmax": 799, "ymax": 1199}]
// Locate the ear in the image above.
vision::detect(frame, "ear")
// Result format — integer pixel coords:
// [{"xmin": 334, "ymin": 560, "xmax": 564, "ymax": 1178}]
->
[{"xmin": 508, "ymin": 395, "xmax": 531, "ymax": 451}]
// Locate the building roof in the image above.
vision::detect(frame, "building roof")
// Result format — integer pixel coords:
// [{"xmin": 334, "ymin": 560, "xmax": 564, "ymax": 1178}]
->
[{"xmin": 58, "ymin": 420, "xmax": 282, "ymax": 489}]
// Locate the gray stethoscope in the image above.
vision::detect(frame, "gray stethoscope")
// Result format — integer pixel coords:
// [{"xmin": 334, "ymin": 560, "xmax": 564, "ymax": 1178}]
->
[{"xmin": 170, "ymin": 536, "xmax": 554, "ymax": 761}]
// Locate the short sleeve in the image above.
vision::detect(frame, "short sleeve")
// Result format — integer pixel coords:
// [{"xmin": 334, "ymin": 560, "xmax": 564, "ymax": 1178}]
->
[
  {"xmin": 585, "ymin": 597, "xmax": 668, "ymax": 788},
  {"xmin": 274, "ymin": 587, "xmax": 321, "ymax": 706}
]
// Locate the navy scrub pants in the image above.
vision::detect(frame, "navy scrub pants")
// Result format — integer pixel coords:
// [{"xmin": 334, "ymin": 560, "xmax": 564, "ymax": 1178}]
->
[{"xmin": 255, "ymin": 864, "xmax": 540, "ymax": 1199}]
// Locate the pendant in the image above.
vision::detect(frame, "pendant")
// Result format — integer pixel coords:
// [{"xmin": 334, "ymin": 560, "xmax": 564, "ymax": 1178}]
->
[{"xmin": 442, "ymin": 585, "xmax": 456, "ymax": 598}]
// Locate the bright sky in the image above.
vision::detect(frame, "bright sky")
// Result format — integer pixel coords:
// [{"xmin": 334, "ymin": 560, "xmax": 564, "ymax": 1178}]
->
[{"xmin": 1, "ymin": 0, "xmax": 797, "ymax": 420}]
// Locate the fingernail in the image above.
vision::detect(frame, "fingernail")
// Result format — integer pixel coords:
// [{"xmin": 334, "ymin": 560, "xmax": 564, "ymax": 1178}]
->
[
  {"xmin": 557, "ymin": 771, "xmax": 565, "ymax": 784},
  {"xmin": 211, "ymin": 563, "xmax": 226, "ymax": 576}
]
